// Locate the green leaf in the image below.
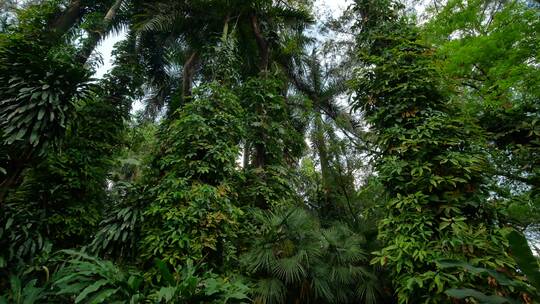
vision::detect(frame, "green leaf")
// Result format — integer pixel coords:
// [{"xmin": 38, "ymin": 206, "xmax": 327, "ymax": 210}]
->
[
  {"xmin": 89, "ymin": 288, "xmax": 119, "ymax": 304},
  {"xmin": 14, "ymin": 127, "xmax": 26, "ymax": 141},
  {"xmin": 438, "ymin": 221, "xmax": 450, "ymax": 230},
  {"xmin": 9, "ymin": 276, "xmax": 21, "ymax": 294},
  {"xmin": 437, "ymin": 259, "xmax": 516, "ymax": 286},
  {"xmin": 29, "ymin": 131, "xmax": 39, "ymax": 146},
  {"xmin": 30, "ymin": 92, "xmax": 41, "ymax": 100},
  {"xmin": 154, "ymin": 259, "xmax": 175, "ymax": 286},
  {"xmin": 75, "ymin": 279, "xmax": 109, "ymax": 303},
  {"xmin": 204, "ymin": 278, "xmax": 221, "ymax": 296},
  {"xmin": 5, "ymin": 218, "xmax": 13, "ymax": 230},
  {"xmin": 21, "ymin": 286, "xmax": 44, "ymax": 304},
  {"xmin": 156, "ymin": 286, "xmax": 177, "ymax": 302},
  {"xmin": 127, "ymin": 276, "xmax": 142, "ymax": 291},
  {"xmin": 37, "ymin": 109, "xmax": 45, "ymax": 121},
  {"xmin": 445, "ymin": 288, "xmax": 518, "ymax": 304},
  {"xmin": 506, "ymin": 230, "xmax": 540, "ymax": 289},
  {"xmin": 54, "ymin": 272, "xmax": 83, "ymax": 286},
  {"xmin": 55, "ymin": 282, "xmax": 87, "ymax": 295}
]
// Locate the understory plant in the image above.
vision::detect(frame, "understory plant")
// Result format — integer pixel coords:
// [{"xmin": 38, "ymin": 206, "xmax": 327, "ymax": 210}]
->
[{"xmin": 242, "ymin": 207, "xmax": 387, "ymax": 303}]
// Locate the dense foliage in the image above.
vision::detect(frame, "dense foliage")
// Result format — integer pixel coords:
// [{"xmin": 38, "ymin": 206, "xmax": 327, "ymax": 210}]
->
[{"xmin": 0, "ymin": 0, "xmax": 538, "ymax": 303}]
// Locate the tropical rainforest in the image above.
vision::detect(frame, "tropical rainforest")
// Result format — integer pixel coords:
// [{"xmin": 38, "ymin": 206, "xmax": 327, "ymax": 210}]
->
[{"xmin": 0, "ymin": 0, "xmax": 539, "ymax": 303}]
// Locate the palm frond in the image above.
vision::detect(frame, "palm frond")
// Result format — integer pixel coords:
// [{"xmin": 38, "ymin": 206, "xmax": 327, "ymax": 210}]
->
[
  {"xmin": 272, "ymin": 254, "xmax": 306, "ymax": 284},
  {"xmin": 253, "ymin": 278, "xmax": 286, "ymax": 304}
]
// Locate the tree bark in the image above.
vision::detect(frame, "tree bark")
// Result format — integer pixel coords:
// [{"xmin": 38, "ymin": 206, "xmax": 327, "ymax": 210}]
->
[
  {"xmin": 182, "ymin": 51, "xmax": 198, "ymax": 101},
  {"xmin": 253, "ymin": 142, "xmax": 265, "ymax": 168},
  {"xmin": 250, "ymin": 14, "xmax": 270, "ymax": 168},
  {"xmin": 250, "ymin": 14, "xmax": 269, "ymax": 71},
  {"xmin": 313, "ymin": 112, "xmax": 332, "ymax": 196},
  {"xmin": 77, "ymin": 0, "xmax": 124, "ymax": 64},
  {"xmin": 50, "ymin": 0, "xmax": 83, "ymax": 36},
  {"xmin": 0, "ymin": 148, "xmax": 32, "ymax": 206}
]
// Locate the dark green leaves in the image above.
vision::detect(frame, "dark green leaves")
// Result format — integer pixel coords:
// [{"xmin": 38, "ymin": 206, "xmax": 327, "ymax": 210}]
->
[
  {"xmin": 350, "ymin": 1, "xmax": 527, "ymax": 302},
  {"xmin": 507, "ymin": 230, "xmax": 540, "ymax": 290},
  {"xmin": 140, "ymin": 82, "xmax": 245, "ymax": 268},
  {"xmin": 0, "ymin": 34, "xmax": 91, "ymax": 156},
  {"xmin": 52, "ymin": 250, "xmax": 144, "ymax": 304},
  {"xmin": 0, "ymin": 276, "xmax": 46, "ymax": 304},
  {"xmin": 445, "ymin": 289, "xmax": 520, "ymax": 304},
  {"xmin": 242, "ymin": 208, "xmax": 382, "ymax": 303}
]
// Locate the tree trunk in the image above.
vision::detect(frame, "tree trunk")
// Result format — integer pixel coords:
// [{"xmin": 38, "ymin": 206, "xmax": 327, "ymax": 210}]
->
[
  {"xmin": 313, "ymin": 113, "xmax": 332, "ymax": 192},
  {"xmin": 250, "ymin": 14, "xmax": 270, "ymax": 168},
  {"xmin": 182, "ymin": 51, "xmax": 198, "ymax": 101},
  {"xmin": 50, "ymin": 0, "xmax": 83, "ymax": 36},
  {"xmin": 0, "ymin": 149, "xmax": 32, "ymax": 206},
  {"xmin": 253, "ymin": 143, "xmax": 265, "ymax": 168},
  {"xmin": 77, "ymin": 0, "xmax": 124, "ymax": 64},
  {"xmin": 252, "ymin": 100, "xmax": 266, "ymax": 168},
  {"xmin": 250, "ymin": 14, "xmax": 269, "ymax": 72}
]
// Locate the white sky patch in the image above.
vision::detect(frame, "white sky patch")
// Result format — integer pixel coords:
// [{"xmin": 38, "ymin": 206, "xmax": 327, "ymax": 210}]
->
[
  {"xmin": 93, "ymin": 31, "xmax": 128, "ymax": 79},
  {"xmin": 92, "ymin": 30, "xmax": 144, "ymax": 111},
  {"xmin": 315, "ymin": 0, "xmax": 352, "ymax": 18}
]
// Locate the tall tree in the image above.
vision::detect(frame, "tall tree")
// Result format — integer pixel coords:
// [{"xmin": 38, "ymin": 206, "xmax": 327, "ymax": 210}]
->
[
  {"xmin": 423, "ymin": 0, "xmax": 540, "ymax": 235},
  {"xmin": 76, "ymin": 0, "xmax": 126, "ymax": 64},
  {"xmin": 351, "ymin": 0, "xmax": 531, "ymax": 301}
]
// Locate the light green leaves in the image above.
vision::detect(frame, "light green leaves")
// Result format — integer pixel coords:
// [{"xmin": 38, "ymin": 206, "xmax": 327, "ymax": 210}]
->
[
  {"xmin": 351, "ymin": 1, "xmax": 528, "ymax": 302},
  {"xmin": 155, "ymin": 287, "xmax": 176, "ymax": 302}
]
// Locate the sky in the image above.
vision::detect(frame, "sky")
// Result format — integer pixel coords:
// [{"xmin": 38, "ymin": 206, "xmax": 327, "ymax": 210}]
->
[{"xmin": 93, "ymin": 31, "xmax": 127, "ymax": 78}]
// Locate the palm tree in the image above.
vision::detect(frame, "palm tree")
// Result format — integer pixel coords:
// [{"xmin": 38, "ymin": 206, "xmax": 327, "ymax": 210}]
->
[
  {"xmin": 131, "ymin": 0, "xmax": 313, "ymax": 114},
  {"xmin": 76, "ymin": 0, "xmax": 128, "ymax": 64},
  {"xmin": 242, "ymin": 208, "xmax": 386, "ymax": 303}
]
